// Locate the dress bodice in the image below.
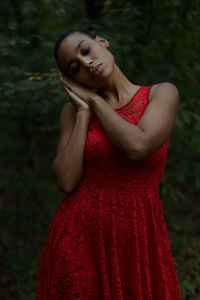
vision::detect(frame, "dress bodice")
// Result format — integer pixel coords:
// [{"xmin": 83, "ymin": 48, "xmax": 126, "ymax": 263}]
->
[{"xmin": 82, "ymin": 85, "xmax": 170, "ymax": 189}]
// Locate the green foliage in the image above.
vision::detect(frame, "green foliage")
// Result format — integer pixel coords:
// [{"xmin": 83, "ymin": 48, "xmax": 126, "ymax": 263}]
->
[{"xmin": 0, "ymin": 0, "xmax": 200, "ymax": 298}]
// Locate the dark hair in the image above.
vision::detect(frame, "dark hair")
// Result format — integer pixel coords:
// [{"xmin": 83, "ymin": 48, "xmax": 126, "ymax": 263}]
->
[{"xmin": 54, "ymin": 29, "xmax": 97, "ymax": 75}]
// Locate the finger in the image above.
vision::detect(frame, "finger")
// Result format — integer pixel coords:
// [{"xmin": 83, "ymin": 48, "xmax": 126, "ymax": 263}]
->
[
  {"xmin": 62, "ymin": 75, "xmax": 77, "ymax": 86},
  {"xmin": 60, "ymin": 78, "xmax": 73, "ymax": 91},
  {"xmin": 63, "ymin": 86, "xmax": 72, "ymax": 93},
  {"xmin": 60, "ymin": 72, "xmax": 69, "ymax": 82},
  {"xmin": 59, "ymin": 72, "xmax": 64, "ymax": 82},
  {"xmin": 60, "ymin": 76, "xmax": 66, "ymax": 85},
  {"xmin": 64, "ymin": 87, "xmax": 88, "ymax": 105},
  {"xmin": 60, "ymin": 73, "xmax": 69, "ymax": 83},
  {"xmin": 61, "ymin": 80, "xmax": 71, "ymax": 90}
]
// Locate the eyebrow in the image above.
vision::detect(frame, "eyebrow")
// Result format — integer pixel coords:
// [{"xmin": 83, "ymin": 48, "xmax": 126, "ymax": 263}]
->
[{"xmin": 66, "ymin": 39, "xmax": 85, "ymax": 71}]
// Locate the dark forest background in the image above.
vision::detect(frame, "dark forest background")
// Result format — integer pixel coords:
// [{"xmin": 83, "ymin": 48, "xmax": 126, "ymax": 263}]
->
[{"xmin": 0, "ymin": 0, "xmax": 200, "ymax": 299}]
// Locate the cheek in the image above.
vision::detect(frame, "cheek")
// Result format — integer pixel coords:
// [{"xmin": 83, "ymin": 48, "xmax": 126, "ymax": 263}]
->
[
  {"xmin": 107, "ymin": 50, "xmax": 114, "ymax": 64},
  {"xmin": 100, "ymin": 50, "xmax": 114, "ymax": 72}
]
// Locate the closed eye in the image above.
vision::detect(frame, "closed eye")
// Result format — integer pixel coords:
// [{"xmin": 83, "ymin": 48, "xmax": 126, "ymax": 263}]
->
[
  {"xmin": 81, "ymin": 46, "xmax": 90, "ymax": 55},
  {"xmin": 70, "ymin": 46, "xmax": 90, "ymax": 74}
]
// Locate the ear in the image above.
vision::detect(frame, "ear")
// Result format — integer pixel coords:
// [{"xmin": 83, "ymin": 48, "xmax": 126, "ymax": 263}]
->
[{"xmin": 95, "ymin": 35, "xmax": 109, "ymax": 48}]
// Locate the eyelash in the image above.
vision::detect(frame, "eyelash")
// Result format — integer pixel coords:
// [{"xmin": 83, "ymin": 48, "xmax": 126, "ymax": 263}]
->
[{"xmin": 71, "ymin": 46, "xmax": 90, "ymax": 74}]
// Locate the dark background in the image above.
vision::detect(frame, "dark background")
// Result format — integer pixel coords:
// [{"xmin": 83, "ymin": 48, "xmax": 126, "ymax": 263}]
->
[{"xmin": 0, "ymin": 0, "xmax": 200, "ymax": 299}]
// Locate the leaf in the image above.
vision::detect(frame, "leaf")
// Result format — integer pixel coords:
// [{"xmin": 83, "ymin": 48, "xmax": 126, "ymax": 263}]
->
[{"xmin": 183, "ymin": 281, "xmax": 195, "ymax": 295}]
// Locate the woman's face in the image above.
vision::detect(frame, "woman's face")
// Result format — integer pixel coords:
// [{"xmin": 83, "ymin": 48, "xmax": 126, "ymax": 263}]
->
[{"xmin": 57, "ymin": 32, "xmax": 115, "ymax": 89}]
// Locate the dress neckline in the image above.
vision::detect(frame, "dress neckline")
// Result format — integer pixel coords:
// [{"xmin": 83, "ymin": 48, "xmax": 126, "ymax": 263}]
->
[{"xmin": 114, "ymin": 86, "xmax": 144, "ymax": 111}]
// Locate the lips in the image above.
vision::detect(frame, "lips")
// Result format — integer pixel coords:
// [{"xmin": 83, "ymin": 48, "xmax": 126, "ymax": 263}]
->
[{"xmin": 92, "ymin": 63, "xmax": 102, "ymax": 77}]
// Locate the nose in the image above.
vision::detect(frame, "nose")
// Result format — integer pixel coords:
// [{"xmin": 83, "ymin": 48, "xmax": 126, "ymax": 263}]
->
[{"xmin": 79, "ymin": 56, "xmax": 94, "ymax": 71}]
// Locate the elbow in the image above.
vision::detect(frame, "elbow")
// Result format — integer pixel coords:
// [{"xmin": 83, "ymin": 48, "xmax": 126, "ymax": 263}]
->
[
  {"xmin": 56, "ymin": 178, "xmax": 77, "ymax": 193},
  {"xmin": 57, "ymin": 182, "xmax": 73, "ymax": 193},
  {"xmin": 51, "ymin": 161, "xmax": 73, "ymax": 193},
  {"xmin": 128, "ymin": 143, "xmax": 147, "ymax": 162},
  {"xmin": 56, "ymin": 172, "xmax": 82, "ymax": 193},
  {"xmin": 51, "ymin": 170, "xmax": 75, "ymax": 194}
]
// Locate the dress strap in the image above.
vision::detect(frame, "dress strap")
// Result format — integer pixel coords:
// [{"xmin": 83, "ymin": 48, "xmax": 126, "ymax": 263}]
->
[{"xmin": 115, "ymin": 84, "xmax": 155, "ymax": 121}]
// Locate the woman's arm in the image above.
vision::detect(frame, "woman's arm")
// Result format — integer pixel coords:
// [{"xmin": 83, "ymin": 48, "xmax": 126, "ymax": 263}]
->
[
  {"xmin": 90, "ymin": 82, "xmax": 179, "ymax": 161},
  {"xmin": 51, "ymin": 103, "xmax": 91, "ymax": 193}
]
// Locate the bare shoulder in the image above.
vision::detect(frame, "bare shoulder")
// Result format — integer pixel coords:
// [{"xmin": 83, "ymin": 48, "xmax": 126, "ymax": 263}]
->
[{"xmin": 149, "ymin": 82, "xmax": 180, "ymax": 104}]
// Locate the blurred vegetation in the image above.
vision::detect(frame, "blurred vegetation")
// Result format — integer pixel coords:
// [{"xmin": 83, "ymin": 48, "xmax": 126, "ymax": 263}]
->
[{"xmin": 0, "ymin": 0, "xmax": 200, "ymax": 299}]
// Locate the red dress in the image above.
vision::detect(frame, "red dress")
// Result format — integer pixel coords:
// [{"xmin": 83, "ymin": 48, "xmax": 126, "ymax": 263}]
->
[{"xmin": 36, "ymin": 84, "xmax": 182, "ymax": 299}]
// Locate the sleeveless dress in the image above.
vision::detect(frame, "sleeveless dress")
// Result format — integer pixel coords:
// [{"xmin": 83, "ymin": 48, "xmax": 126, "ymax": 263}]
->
[{"xmin": 35, "ymin": 84, "xmax": 182, "ymax": 299}]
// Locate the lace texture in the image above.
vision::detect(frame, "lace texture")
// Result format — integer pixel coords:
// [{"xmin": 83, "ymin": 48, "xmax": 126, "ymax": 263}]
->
[{"xmin": 35, "ymin": 85, "xmax": 182, "ymax": 299}]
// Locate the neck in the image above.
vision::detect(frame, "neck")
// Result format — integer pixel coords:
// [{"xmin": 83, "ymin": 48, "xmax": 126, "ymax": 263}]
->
[{"xmin": 97, "ymin": 64, "xmax": 138, "ymax": 106}]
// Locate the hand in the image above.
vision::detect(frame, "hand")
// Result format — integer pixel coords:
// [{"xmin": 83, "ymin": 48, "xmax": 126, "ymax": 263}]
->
[
  {"xmin": 59, "ymin": 72, "xmax": 102, "ymax": 108},
  {"xmin": 63, "ymin": 84, "xmax": 90, "ymax": 112},
  {"xmin": 62, "ymin": 84, "xmax": 94, "ymax": 123}
]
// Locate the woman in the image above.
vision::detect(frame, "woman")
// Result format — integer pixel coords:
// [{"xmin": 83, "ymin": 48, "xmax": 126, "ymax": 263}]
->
[{"xmin": 36, "ymin": 29, "xmax": 182, "ymax": 299}]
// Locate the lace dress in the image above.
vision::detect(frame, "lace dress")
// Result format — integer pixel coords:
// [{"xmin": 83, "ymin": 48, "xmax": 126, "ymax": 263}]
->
[{"xmin": 35, "ymin": 84, "xmax": 182, "ymax": 299}]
